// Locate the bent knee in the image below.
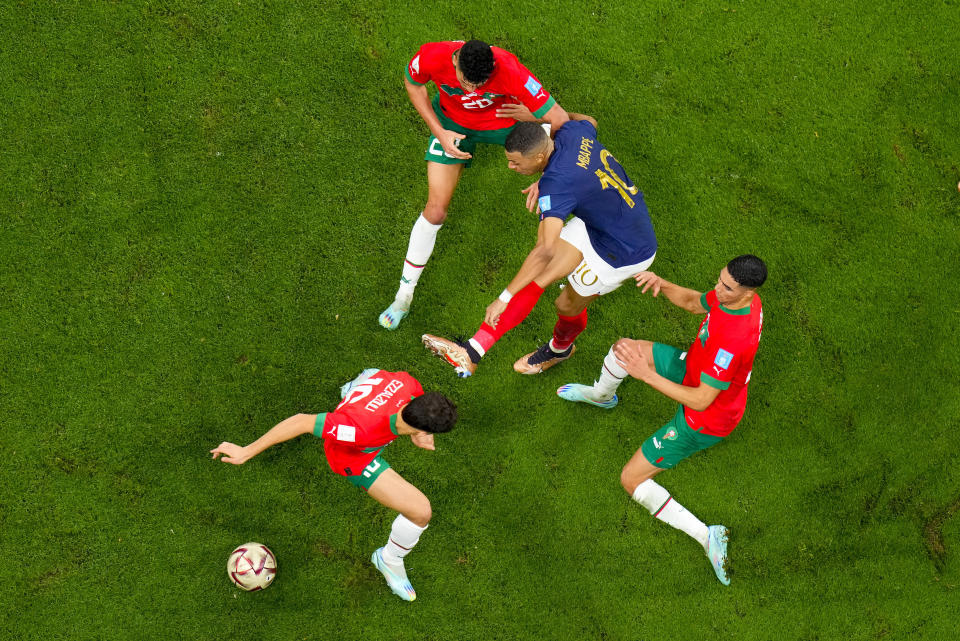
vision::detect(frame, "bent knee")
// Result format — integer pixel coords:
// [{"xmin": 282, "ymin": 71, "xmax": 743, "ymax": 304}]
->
[
  {"xmin": 406, "ymin": 500, "xmax": 432, "ymax": 528},
  {"xmin": 422, "ymin": 203, "xmax": 448, "ymax": 224},
  {"xmin": 620, "ymin": 468, "xmax": 639, "ymax": 495}
]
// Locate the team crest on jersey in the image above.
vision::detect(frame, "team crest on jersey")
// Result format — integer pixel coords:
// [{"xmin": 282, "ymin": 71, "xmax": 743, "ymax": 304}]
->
[
  {"xmin": 524, "ymin": 76, "xmax": 543, "ymax": 97},
  {"xmin": 538, "ymin": 195, "xmax": 552, "ymax": 211},
  {"xmin": 440, "ymin": 83, "xmax": 466, "ymax": 96},
  {"xmin": 663, "ymin": 429, "xmax": 678, "ymax": 441},
  {"xmin": 411, "ymin": 55, "xmax": 420, "ymax": 75},
  {"xmin": 698, "ymin": 315, "xmax": 710, "ymax": 346},
  {"xmin": 714, "ymin": 348, "xmax": 733, "ymax": 370}
]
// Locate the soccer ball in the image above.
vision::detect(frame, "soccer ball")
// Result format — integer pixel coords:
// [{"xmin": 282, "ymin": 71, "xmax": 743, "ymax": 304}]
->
[{"xmin": 227, "ymin": 542, "xmax": 277, "ymax": 591}]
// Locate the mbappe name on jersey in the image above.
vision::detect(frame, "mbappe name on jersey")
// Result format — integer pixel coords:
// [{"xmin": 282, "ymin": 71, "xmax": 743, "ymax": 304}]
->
[{"xmin": 576, "ymin": 137, "xmax": 594, "ymax": 170}]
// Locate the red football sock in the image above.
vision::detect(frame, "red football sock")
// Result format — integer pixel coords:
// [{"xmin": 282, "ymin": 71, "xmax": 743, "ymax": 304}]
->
[
  {"xmin": 550, "ymin": 309, "xmax": 588, "ymax": 351},
  {"xmin": 471, "ymin": 282, "xmax": 545, "ymax": 353}
]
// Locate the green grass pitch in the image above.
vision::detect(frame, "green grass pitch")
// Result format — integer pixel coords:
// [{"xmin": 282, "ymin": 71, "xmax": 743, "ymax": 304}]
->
[{"xmin": 2, "ymin": 1, "xmax": 959, "ymax": 639}]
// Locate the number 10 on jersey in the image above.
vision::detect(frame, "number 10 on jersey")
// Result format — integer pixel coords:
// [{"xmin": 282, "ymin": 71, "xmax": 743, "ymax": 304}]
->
[{"xmin": 594, "ymin": 149, "xmax": 638, "ymax": 208}]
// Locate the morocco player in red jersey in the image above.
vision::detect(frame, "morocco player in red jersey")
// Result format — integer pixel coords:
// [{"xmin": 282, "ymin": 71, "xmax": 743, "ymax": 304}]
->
[
  {"xmin": 557, "ymin": 255, "xmax": 767, "ymax": 585},
  {"xmin": 211, "ymin": 369, "xmax": 457, "ymax": 602},
  {"xmin": 379, "ymin": 39, "xmax": 572, "ymax": 330}
]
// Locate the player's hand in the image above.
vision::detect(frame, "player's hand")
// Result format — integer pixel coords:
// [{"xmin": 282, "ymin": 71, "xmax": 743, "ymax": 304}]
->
[
  {"xmin": 634, "ymin": 271, "xmax": 663, "ymax": 296},
  {"xmin": 613, "ymin": 340, "xmax": 653, "ymax": 382},
  {"xmin": 522, "ymin": 181, "xmax": 540, "ymax": 213},
  {"xmin": 437, "ymin": 129, "xmax": 471, "ymax": 159},
  {"xmin": 496, "ymin": 103, "xmax": 537, "ymax": 122},
  {"xmin": 210, "ymin": 442, "xmax": 250, "ymax": 465},
  {"xmin": 410, "ymin": 431, "xmax": 436, "ymax": 451},
  {"xmin": 485, "ymin": 298, "xmax": 508, "ymax": 328}
]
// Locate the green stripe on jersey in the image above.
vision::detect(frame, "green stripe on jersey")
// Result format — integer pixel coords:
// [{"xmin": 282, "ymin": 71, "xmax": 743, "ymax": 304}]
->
[
  {"xmin": 533, "ymin": 95, "xmax": 557, "ymax": 119},
  {"xmin": 700, "ymin": 372, "xmax": 731, "ymax": 390},
  {"xmin": 719, "ymin": 302, "xmax": 751, "ymax": 315},
  {"xmin": 405, "ymin": 67, "xmax": 425, "ymax": 86},
  {"xmin": 312, "ymin": 413, "xmax": 328, "ymax": 438}
]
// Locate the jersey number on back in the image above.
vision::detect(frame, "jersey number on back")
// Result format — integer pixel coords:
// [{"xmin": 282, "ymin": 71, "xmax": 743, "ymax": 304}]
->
[
  {"xmin": 338, "ymin": 378, "xmax": 383, "ymax": 409},
  {"xmin": 594, "ymin": 149, "xmax": 638, "ymax": 208}
]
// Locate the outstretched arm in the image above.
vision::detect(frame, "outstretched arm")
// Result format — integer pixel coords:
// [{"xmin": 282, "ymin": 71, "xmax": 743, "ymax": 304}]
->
[
  {"xmin": 211, "ymin": 413, "xmax": 316, "ymax": 465},
  {"xmin": 495, "ymin": 102, "xmax": 596, "ymax": 131},
  {"xmin": 634, "ymin": 271, "xmax": 706, "ymax": 314}
]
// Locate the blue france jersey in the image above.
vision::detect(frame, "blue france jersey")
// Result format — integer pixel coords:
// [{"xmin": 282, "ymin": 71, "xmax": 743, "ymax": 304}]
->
[{"xmin": 537, "ymin": 121, "xmax": 656, "ymax": 268}]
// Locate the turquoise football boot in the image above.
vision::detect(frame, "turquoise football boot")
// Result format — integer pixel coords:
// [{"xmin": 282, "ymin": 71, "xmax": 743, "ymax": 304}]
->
[
  {"xmin": 378, "ymin": 301, "xmax": 409, "ymax": 330},
  {"xmin": 707, "ymin": 525, "xmax": 731, "ymax": 586},
  {"xmin": 556, "ymin": 383, "xmax": 618, "ymax": 409},
  {"xmin": 371, "ymin": 548, "xmax": 416, "ymax": 602}
]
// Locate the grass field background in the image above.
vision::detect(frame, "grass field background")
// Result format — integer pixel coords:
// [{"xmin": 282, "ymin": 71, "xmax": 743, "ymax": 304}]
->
[{"xmin": 2, "ymin": 1, "xmax": 959, "ymax": 639}]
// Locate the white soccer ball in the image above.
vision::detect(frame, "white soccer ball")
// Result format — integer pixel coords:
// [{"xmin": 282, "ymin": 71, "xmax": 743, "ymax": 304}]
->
[{"xmin": 227, "ymin": 542, "xmax": 277, "ymax": 591}]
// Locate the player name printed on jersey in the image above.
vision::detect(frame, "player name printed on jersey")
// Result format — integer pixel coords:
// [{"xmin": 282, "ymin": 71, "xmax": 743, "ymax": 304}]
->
[
  {"xmin": 575, "ymin": 136, "xmax": 594, "ymax": 169},
  {"xmin": 365, "ymin": 380, "xmax": 404, "ymax": 412}
]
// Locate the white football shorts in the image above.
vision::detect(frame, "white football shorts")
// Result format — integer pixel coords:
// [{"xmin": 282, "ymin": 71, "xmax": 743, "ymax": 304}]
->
[{"xmin": 559, "ymin": 216, "xmax": 656, "ymax": 296}]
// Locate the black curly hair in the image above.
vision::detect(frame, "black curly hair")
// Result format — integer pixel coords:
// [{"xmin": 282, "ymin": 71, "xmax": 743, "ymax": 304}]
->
[
  {"xmin": 457, "ymin": 40, "xmax": 494, "ymax": 84},
  {"xmin": 401, "ymin": 392, "xmax": 458, "ymax": 433}
]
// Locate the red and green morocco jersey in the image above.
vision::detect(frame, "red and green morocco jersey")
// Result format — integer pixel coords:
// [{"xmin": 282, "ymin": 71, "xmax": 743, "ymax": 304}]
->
[
  {"xmin": 682, "ymin": 290, "xmax": 763, "ymax": 437},
  {"xmin": 313, "ymin": 370, "xmax": 423, "ymax": 477},
  {"xmin": 406, "ymin": 41, "xmax": 557, "ymax": 131}
]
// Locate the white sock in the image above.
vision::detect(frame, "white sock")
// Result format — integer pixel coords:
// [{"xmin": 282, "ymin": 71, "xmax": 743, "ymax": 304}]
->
[
  {"xmin": 381, "ymin": 514, "xmax": 427, "ymax": 565},
  {"xmin": 396, "ymin": 214, "xmax": 442, "ymax": 305},
  {"xmin": 593, "ymin": 345, "xmax": 627, "ymax": 399},
  {"xmin": 633, "ymin": 480, "xmax": 709, "ymax": 551}
]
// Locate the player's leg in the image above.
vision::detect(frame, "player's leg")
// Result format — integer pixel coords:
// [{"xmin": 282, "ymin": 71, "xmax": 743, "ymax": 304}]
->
[
  {"xmin": 380, "ymin": 161, "xmax": 465, "ymax": 330},
  {"xmin": 467, "ymin": 240, "xmax": 583, "ymax": 356},
  {"xmin": 623, "ymin": 415, "xmax": 730, "ymax": 585},
  {"xmin": 367, "ymin": 467, "xmax": 432, "ymax": 601},
  {"xmin": 557, "ymin": 338, "xmax": 654, "ymax": 407},
  {"xmin": 597, "ymin": 337, "xmax": 654, "ymax": 397},
  {"xmin": 422, "ymin": 240, "xmax": 583, "ymax": 376},
  {"xmin": 515, "ymin": 219, "xmax": 654, "ymax": 375},
  {"xmin": 623, "ymin": 436, "xmax": 710, "ymax": 548},
  {"xmin": 513, "ymin": 283, "xmax": 597, "ymax": 374},
  {"xmin": 623, "ymin": 449, "xmax": 709, "ymax": 551}
]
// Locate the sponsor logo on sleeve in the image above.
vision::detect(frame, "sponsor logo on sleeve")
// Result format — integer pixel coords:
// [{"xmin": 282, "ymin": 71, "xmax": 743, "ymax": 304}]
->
[
  {"xmin": 538, "ymin": 195, "xmax": 552, "ymax": 211},
  {"xmin": 714, "ymin": 348, "xmax": 733, "ymax": 370},
  {"xmin": 336, "ymin": 425, "xmax": 356, "ymax": 443},
  {"xmin": 524, "ymin": 76, "xmax": 543, "ymax": 97},
  {"xmin": 411, "ymin": 55, "xmax": 420, "ymax": 75}
]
